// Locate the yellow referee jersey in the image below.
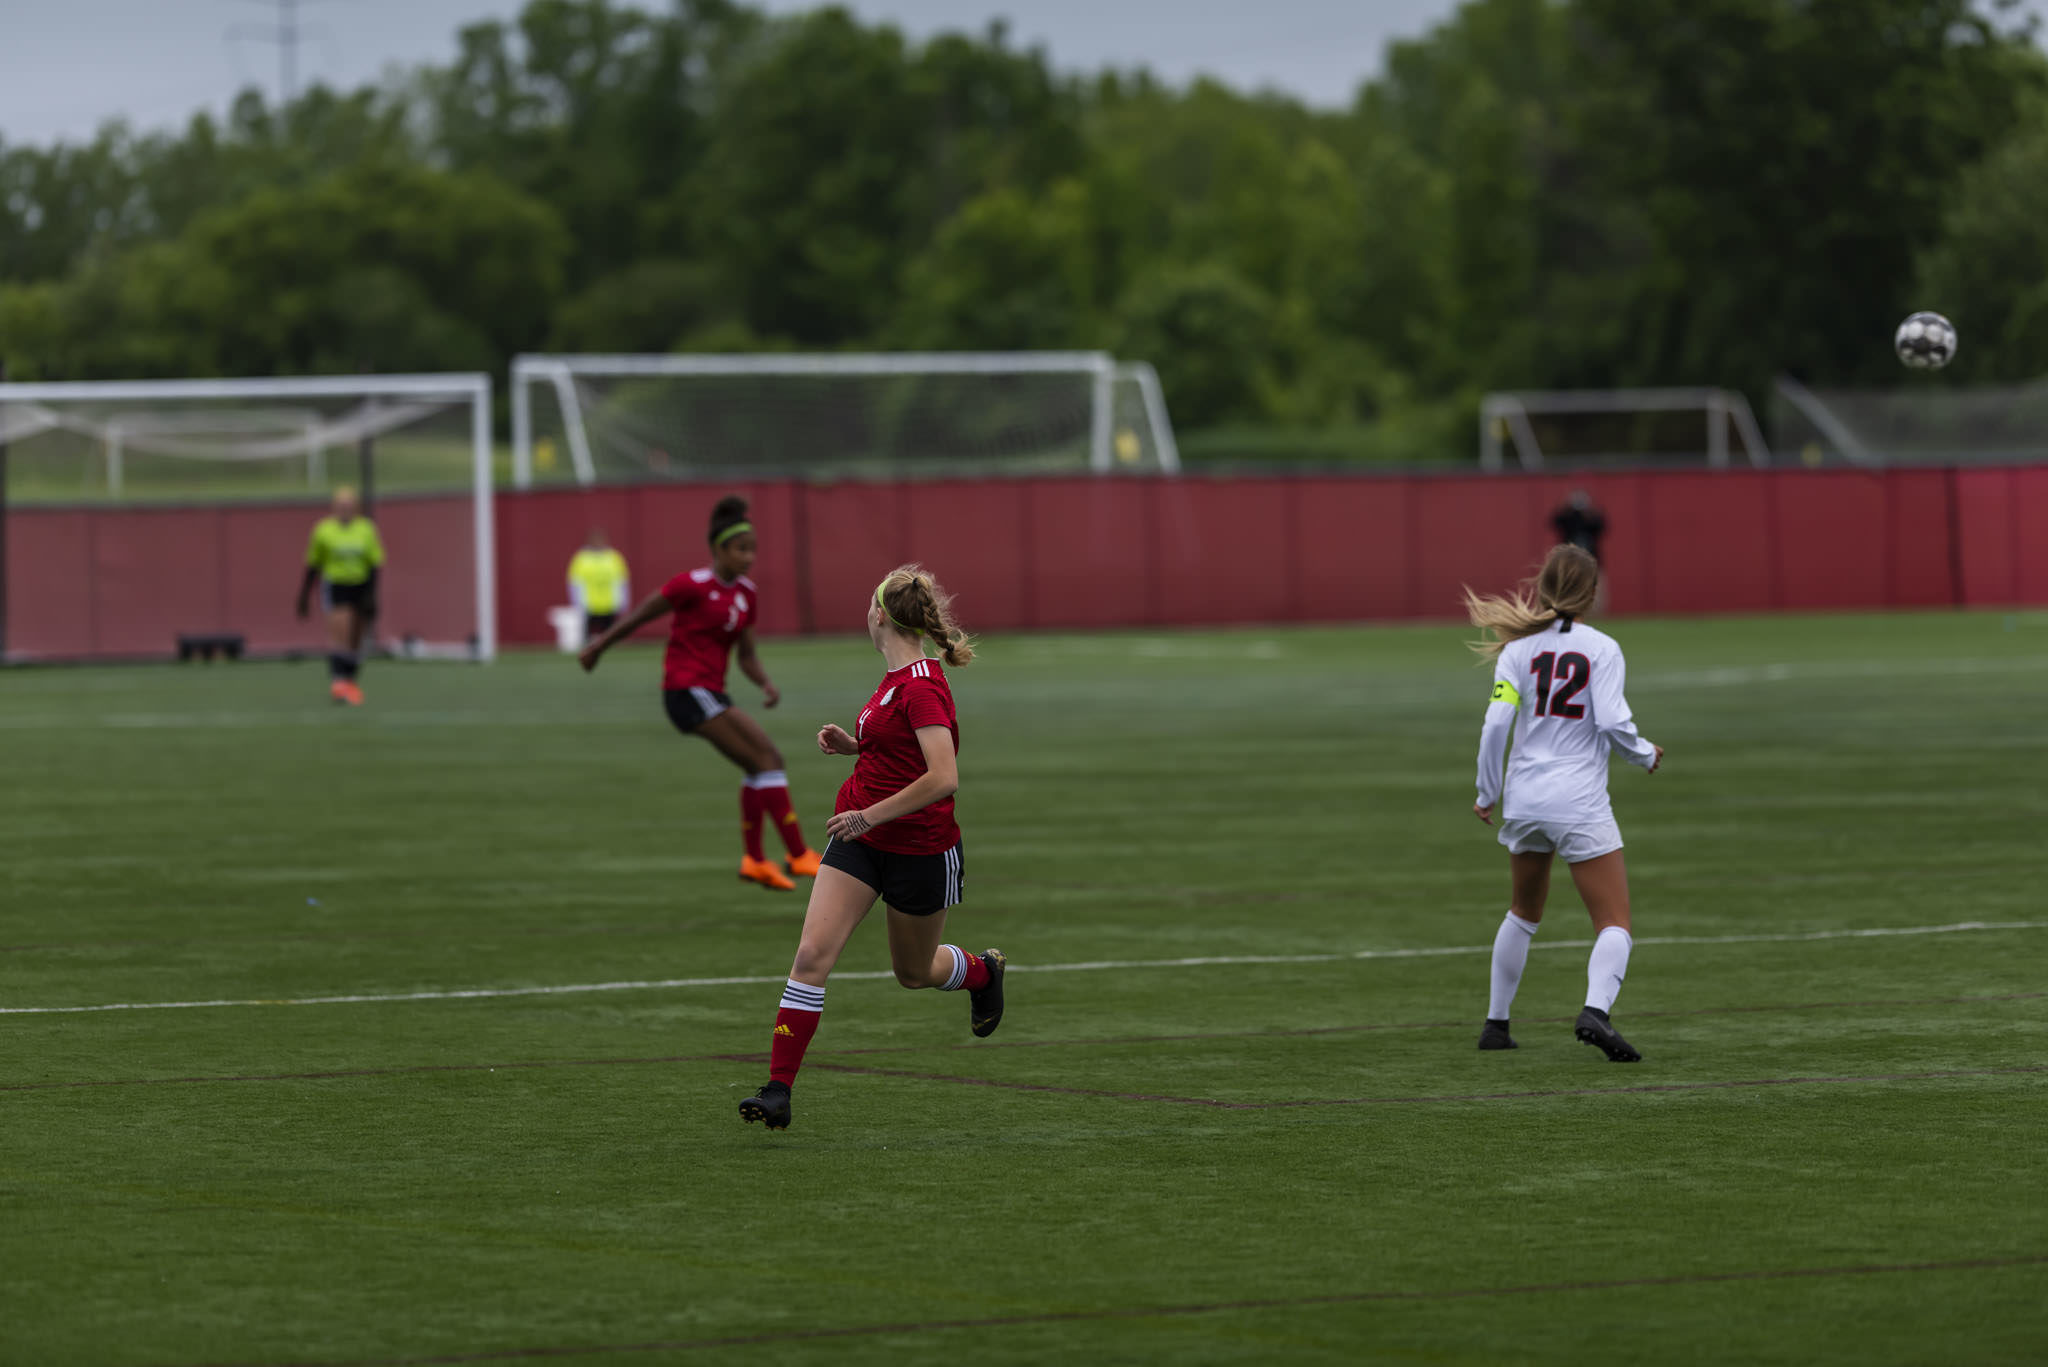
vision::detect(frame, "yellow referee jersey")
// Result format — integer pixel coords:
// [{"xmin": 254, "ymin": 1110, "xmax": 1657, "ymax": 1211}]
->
[
  {"xmin": 306, "ymin": 516, "xmax": 385, "ymax": 586},
  {"xmin": 568, "ymin": 548, "xmax": 631, "ymax": 615}
]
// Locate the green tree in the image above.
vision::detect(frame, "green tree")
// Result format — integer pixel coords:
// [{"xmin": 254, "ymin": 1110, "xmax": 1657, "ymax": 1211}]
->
[{"xmin": 1916, "ymin": 117, "xmax": 2048, "ymax": 379}]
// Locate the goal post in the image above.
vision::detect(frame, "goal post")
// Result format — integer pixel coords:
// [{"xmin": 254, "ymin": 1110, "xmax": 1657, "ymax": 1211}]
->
[
  {"xmin": 0, "ymin": 372, "xmax": 495, "ymax": 663},
  {"xmin": 510, "ymin": 351, "xmax": 1181, "ymax": 487},
  {"xmin": 1479, "ymin": 389, "xmax": 1772, "ymax": 471}
]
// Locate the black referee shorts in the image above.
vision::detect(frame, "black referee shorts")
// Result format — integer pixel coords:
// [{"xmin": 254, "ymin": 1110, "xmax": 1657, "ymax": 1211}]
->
[
  {"xmin": 321, "ymin": 580, "xmax": 370, "ymax": 612},
  {"xmin": 821, "ymin": 837, "xmax": 964, "ymax": 917}
]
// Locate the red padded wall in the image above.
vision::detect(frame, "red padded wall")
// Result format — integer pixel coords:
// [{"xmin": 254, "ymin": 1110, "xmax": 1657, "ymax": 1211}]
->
[
  {"xmin": 6, "ymin": 509, "xmax": 95, "ymax": 658},
  {"xmin": 1952, "ymin": 469, "xmax": 2019, "ymax": 606},
  {"xmin": 1642, "ymin": 471, "xmax": 1779, "ymax": 613},
  {"xmin": 1881, "ymin": 469, "xmax": 1959, "ymax": 607},
  {"xmin": 1770, "ymin": 471, "xmax": 1891, "ymax": 611},
  {"xmin": 15, "ymin": 464, "xmax": 2031, "ymax": 662},
  {"xmin": 1020, "ymin": 478, "xmax": 1156, "ymax": 628},
  {"xmin": 1292, "ymin": 477, "xmax": 1413, "ymax": 620},
  {"xmin": 1154, "ymin": 479, "xmax": 1293, "ymax": 625},
  {"xmin": 1409, "ymin": 475, "xmax": 1548, "ymax": 618},
  {"xmin": 2011, "ymin": 468, "xmax": 2048, "ymax": 604}
]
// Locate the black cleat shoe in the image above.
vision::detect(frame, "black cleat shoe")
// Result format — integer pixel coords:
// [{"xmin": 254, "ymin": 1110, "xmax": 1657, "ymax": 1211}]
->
[
  {"xmin": 969, "ymin": 948, "xmax": 1006, "ymax": 1038},
  {"xmin": 1575, "ymin": 1007, "xmax": 1642, "ymax": 1062},
  {"xmin": 738, "ymin": 1080, "xmax": 792, "ymax": 1129},
  {"xmin": 1478, "ymin": 1018, "xmax": 1518, "ymax": 1051}
]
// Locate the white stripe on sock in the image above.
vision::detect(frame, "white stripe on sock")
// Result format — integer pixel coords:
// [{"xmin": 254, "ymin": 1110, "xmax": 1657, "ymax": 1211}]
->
[
  {"xmin": 779, "ymin": 978, "xmax": 825, "ymax": 1012},
  {"xmin": 939, "ymin": 945, "xmax": 967, "ymax": 991}
]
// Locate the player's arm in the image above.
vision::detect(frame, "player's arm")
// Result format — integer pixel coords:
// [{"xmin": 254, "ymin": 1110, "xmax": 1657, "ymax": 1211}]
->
[
  {"xmin": 296, "ymin": 528, "xmax": 325, "ymax": 618},
  {"xmin": 734, "ymin": 628, "xmax": 779, "ymax": 708},
  {"xmin": 828, "ymin": 726, "xmax": 956, "ymax": 839},
  {"xmin": 1473, "ymin": 677, "xmax": 1516, "ymax": 824},
  {"xmin": 1591, "ymin": 651, "xmax": 1662, "ymax": 773},
  {"xmin": 577, "ymin": 591, "xmax": 672, "ymax": 672}
]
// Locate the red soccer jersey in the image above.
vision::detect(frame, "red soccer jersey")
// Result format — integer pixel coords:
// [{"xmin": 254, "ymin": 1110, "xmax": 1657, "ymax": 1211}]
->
[
  {"xmin": 836, "ymin": 657, "xmax": 960, "ymax": 855},
  {"xmin": 660, "ymin": 568, "xmax": 757, "ymax": 692}
]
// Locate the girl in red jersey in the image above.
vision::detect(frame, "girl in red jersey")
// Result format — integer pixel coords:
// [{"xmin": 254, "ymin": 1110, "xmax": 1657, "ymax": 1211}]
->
[
  {"xmin": 739, "ymin": 564, "xmax": 1004, "ymax": 1131},
  {"xmin": 579, "ymin": 496, "xmax": 823, "ymax": 891}
]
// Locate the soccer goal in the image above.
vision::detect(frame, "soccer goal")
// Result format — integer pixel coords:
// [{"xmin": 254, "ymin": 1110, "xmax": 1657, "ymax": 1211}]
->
[
  {"xmin": 0, "ymin": 373, "xmax": 496, "ymax": 663},
  {"xmin": 1479, "ymin": 389, "xmax": 1772, "ymax": 471},
  {"xmin": 1772, "ymin": 374, "xmax": 2048, "ymax": 467},
  {"xmin": 509, "ymin": 351, "xmax": 1181, "ymax": 486}
]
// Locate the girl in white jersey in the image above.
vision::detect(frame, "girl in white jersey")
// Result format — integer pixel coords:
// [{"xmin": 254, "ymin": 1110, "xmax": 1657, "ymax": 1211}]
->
[{"xmin": 1466, "ymin": 545, "xmax": 1664, "ymax": 1062}]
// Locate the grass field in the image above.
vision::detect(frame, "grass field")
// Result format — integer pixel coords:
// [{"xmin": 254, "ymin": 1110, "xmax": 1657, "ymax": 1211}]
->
[{"xmin": 3, "ymin": 612, "xmax": 2046, "ymax": 1366}]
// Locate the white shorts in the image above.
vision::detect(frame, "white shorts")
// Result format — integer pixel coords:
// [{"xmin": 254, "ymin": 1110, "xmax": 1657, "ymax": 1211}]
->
[{"xmin": 1498, "ymin": 816, "xmax": 1623, "ymax": 864}]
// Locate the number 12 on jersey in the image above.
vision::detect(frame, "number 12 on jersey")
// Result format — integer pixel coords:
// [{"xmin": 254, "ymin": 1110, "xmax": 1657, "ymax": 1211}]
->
[{"xmin": 1531, "ymin": 651, "xmax": 1591, "ymax": 718}]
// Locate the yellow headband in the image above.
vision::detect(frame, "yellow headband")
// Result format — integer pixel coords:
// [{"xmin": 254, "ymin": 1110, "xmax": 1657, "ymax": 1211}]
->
[
  {"xmin": 712, "ymin": 521, "xmax": 753, "ymax": 547},
  {"xmin": 875, "ymin": 581, "xmax": 914, "ymax": 631}
]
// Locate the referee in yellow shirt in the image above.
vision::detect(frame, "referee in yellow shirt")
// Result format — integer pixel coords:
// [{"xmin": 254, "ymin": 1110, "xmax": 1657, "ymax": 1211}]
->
[
  {"xmin": 567, "ymin": 529, "xmax": 631, "ymax": 643},
  {"xmin": 296, "ymin": 486, "xmax": 384, "ymax": 705}
]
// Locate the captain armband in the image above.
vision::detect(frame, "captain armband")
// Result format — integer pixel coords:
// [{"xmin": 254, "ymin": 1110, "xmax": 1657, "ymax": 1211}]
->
[{"xmin": 1489, "ymin": 680, "xmax": 1520, "ymax": 706}]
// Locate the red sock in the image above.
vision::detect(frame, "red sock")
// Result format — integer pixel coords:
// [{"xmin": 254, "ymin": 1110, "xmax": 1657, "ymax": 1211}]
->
[
  {"xmin": 758, "ymin": 782, "xmax": 809, "ymax": 857},
  {"xmin": 960, "ymin": 951, "xmax": 990, "ymax": 992},
  {"xmin": 770, "ymin": 978, "xmax": 825, "ymax": 1084},
  {"xmin": 740, "ymin": 784, "xmax": 767, "ymax": 861}
]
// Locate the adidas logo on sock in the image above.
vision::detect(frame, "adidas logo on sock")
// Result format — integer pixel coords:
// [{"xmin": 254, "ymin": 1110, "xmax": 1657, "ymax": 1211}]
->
[{"xmin": 773, "ymin": 1024, "xmax": 794, "ymax": 1037}]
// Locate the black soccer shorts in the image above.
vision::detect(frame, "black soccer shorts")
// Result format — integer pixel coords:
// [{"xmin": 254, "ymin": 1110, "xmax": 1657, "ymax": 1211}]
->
[{"xmin": 821, "ymin": 837, "xmax": 964, "ymax": 917}]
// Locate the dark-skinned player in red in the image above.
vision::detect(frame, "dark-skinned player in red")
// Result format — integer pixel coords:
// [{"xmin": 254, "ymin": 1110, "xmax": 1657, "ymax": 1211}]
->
[
  {"xmin": 579, "ymin": 495, "xmax": 823, "ymax": 891},
  {"xmin": 739, "ymin": 563, "xmax": 1004, "ymax": 1131}
]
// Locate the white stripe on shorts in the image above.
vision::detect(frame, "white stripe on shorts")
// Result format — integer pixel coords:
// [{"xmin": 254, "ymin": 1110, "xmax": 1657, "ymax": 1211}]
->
[{"xmin": 690, "ymin": 686, "xmax": 728, "ymax": 722}]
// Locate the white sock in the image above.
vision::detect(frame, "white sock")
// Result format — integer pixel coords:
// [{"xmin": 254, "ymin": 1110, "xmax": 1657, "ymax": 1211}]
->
[
  {"xmin": 937, "ymin": 945, "xmax": 969, "ymax": 991},
  {"xmin": 744, "ymin": 770, "xmax": 789, "ymax": 790},
  {"xmin": 1585, "ymin": 926, "xmax": 1632, "ymax": 1013},
  {"xmin": 1488, "ymin": 912, "xmax": 1539, "ymax": 1020}
]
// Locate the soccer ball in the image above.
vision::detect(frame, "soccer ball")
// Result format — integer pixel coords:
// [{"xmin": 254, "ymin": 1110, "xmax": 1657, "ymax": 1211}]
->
[{"xmin": 1895, "ymin": 311, "xmax": 1957, "ymax": 370}]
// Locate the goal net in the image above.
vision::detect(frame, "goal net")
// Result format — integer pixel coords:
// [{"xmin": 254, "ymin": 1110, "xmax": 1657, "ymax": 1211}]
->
[
  {"xmin": 1771, "ymin": 375, "xmax": 2048, "ymax": 466},
  {"xmin": 1479, "ymin": 389, "xmax": 1772, "ymax": 470},
  {"xmin": 0, "ymin": 374, "xmax": 495, "ymax": 663},
  {"xmin": 510, "ymin": 352, "xmax": 1181, "ymax": 486}
]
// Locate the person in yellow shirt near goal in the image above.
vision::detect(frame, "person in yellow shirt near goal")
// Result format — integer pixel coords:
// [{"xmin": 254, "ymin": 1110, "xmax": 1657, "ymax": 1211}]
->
[
  {"xmin": 296, "ymin": 487, "xmax": 384, "ymax": 705},
  {"xmin": 567, "ymin": 530, "xmax": 631, "ymax": 644}
]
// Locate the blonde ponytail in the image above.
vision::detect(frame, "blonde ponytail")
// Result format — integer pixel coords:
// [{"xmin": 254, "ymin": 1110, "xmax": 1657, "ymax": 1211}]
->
[
  {"xmin": 1465, "ymin": 544, "xmax": 1600, "ymax": 661},
  {"xmin": 878, "ymin": 563, "xmax": 976, "ymax": 667}
]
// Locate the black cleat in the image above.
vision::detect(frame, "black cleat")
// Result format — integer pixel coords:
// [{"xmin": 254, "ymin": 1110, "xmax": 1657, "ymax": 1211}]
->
[
  {"xmin": 738, "ymin": 1080, "xmax": 792, "ymax": 1129},
  {"xmin": 1478, "ymin": 1018, "xmax": 1518, "ymax": 1051},
  {"xmin": 1575, "ymin": 1007, "xmax": 1642, "ymax": 1062},
  {"xmin": 969, "ymin": 948, "xmax": 1006, "ymax": 1038}
]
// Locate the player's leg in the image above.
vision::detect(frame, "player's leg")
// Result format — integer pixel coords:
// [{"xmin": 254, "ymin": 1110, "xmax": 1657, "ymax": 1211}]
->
[
  {"xmin": 1566, "ymin": 845, "xmax": 1641, "ymax": 1062},
  {"xmin": 741, "ymin": 863, "xmax": 877, "ymax": 1130},
  {"xmin": 880, "ymin": 843, "xmax": 1002, "ymax": 1037},
  {"xmin": 1481, "ymin": 834, "xmax": 1553, "ymax": 1050},
  {"xmin": 699, "ymin": 706, "xmax": 822, "ymax": 881},
  {"xmin": 692, "ymin": 705, "xmax": 797, "ymax": 890},
  {"xmin": 323, "ymin": 596, "xmax": 361, "ymax": 704}
]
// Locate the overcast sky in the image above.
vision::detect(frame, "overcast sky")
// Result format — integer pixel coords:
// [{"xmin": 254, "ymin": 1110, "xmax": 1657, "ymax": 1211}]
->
[{"xmin": 0, "ymin": 0, "xmax": 1463, "ymax": 146}]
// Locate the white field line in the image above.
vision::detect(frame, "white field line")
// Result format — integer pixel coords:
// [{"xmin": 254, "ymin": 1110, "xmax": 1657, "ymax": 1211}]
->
[{"xmin": 2, "ymin": 919, "xmax": 2040, "ymax": 1017}]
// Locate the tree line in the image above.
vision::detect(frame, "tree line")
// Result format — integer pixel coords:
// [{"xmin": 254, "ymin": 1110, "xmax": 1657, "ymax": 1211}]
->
[{"xmin": 2, "ymin": 0, "xmax": 2044, "ymax": 459}]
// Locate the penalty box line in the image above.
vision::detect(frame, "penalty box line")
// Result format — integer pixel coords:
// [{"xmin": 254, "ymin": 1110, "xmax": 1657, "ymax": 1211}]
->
[{"xmin": 1, "ymin": 918, "xmax": 2042, "ymax": 1017}]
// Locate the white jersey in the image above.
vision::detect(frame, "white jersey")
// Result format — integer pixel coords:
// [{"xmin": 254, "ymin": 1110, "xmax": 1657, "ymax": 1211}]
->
[{"xmin": 1474, "ymin": 619, "xmax": 1656, "ymax": 823}]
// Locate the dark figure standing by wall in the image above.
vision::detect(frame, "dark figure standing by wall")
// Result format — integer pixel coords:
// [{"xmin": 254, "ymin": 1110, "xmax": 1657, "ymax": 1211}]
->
[{"xmin": 1552, "ymin": 491, "xmax": 1606, "ymax": 564}]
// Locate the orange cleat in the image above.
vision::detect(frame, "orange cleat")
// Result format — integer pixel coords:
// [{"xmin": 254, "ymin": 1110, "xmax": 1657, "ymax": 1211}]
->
[
  {"xmin": 330, "ymin": 680, "xmax": 350, "ymax": 704},
  {"xmin": 738, "ymin": 856, "xmax": 797, "ymax": 891},
  {"xmin": 338, "ymin": 681, "xmax": 365, "ymax": 706},
  {"xmin": 786, "ymin": 849, "xmax": 824, "ymax": 878}
]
